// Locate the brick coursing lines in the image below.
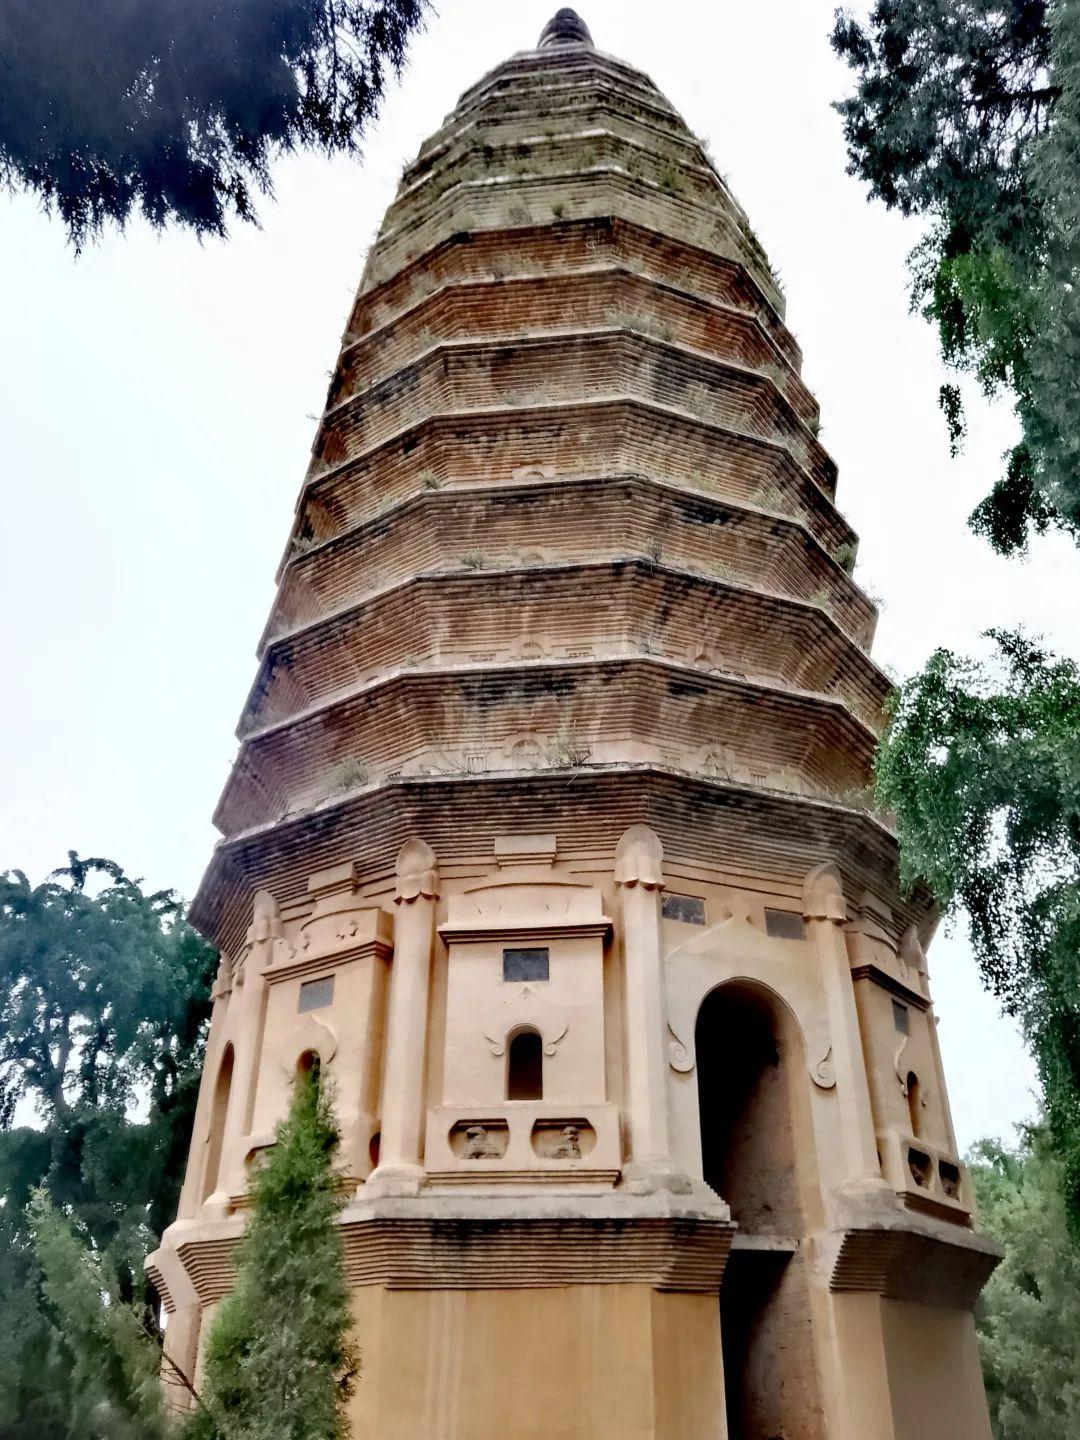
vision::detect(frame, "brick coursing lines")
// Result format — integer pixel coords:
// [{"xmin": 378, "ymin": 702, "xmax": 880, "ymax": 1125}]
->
[
  {"xmin": 390, "ymin": 130, "xmax": 736, "ymax": 238},
  {"xmin": 445, "ymin": 57, "xmax": 774, "ymax": 286},
  {"xmin": 289, "ymin": 405, "xmax": 847, "ymax": 582},
  {"xmin": 266, "ymin": 480, "xmax": 873, "ymax": 650},
  {"xmin": 316, "ymin": 332, "xmax": 831, "ymax": 490},
  {"xmin": 403, "ymin": 102, "xmax": 710, "ymax": 198},
  {"xmin": 347, "ymin": 220, "xmax": 801, "ymax": 368},
  {"xmin": 239, "ymin": 565, "xmax": 890, "ymax": 740},
  {"xmin": 450, "ymin": 54, "xmax": 678, "ymax": 132},
  {"xmin": 191, "ymin": 770, "xmax": 922, "ymax": 960},
  {"xmin": 364, "ymin": 171, "xmax": 778, "ymax": 310},
  {"xmin": 382, "ymin": 57, "xmax": 778, "ymax": 304},
  {"xmin": 830, "ymin": 1228, "xmax": 1000, "ymax": 1309},
  {"xmin": 173, "ymin": 1214, "xmax": 736, "ymax": 1305},
  {"xmin": 212, "ymin": 658, "xmax": 879, "ymax": 838},
  {"xmin": 334, "ymin": 270, "xmax": 817, "ymax": 423},
  {"xmin": 190, "ymin": 27, "xmax": 905, "ymax": 966}
]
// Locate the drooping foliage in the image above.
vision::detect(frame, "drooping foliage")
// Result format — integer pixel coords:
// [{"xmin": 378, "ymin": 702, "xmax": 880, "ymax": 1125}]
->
[
  {"xmin": 27, "ymin": 1190, "xmax": 177, "ymax": 1440},
  {"xmin": 190, "ymin": 1064, "xmax": 357, "ymax": 1440},
  {"xmin": 970, "ymin": 1125, "xmax": 1080, "ymax": 1435},
  {"xmin": 831, "ymin": 0, "xmax": 1080, "ymax": 553},
  {"xmin": 876, "ymin": 633, "xmax": 1080, "ymax": 1225},
  {"xmin": 0, "ymin": 0, "xmax": 427, "ymax": 249},
  {"xmin": 11, "ymin": 1048, "xmax": 354, "ymax": 1440},
  {"xmin": 0, "ymin": 855, "xmax": 216, "ymax": 1428},
  {"xmin": 836, "ymin": 0, "xmax": 1080, "ymax": 1232}
]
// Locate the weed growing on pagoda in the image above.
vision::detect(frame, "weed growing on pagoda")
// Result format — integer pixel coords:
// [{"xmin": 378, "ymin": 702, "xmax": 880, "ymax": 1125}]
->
[
  {"xmin": 191, "ymin": 1065, "xmax": 358, "ymax": 1440},
  {"xmin": 547, "ymin": 726, "xmax": 592, "ymax": 768},
  {"xmin": 328, "ymin": 758, "xmax": 369, "ymax": 795}
]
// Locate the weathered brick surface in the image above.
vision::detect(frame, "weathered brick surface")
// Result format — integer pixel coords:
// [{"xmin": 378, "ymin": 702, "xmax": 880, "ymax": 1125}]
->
[{"xmin": 193, "ymin": 21, "xmax": 896, "ymax": 957}]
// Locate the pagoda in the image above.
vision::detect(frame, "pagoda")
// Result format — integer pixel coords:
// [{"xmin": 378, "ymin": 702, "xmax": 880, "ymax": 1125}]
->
[{"xmin": 149, "ymin": 12, "xmax": 999, "ymax": 1438}]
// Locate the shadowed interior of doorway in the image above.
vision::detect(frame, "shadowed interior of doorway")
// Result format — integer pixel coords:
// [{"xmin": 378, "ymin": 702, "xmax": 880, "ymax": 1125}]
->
[{"xmin": 696, "ymin": 982, "xmax": 826, "ymax": 1440}]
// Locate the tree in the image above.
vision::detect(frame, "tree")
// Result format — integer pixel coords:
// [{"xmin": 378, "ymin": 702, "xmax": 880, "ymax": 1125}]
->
[
  {"xmin": 15, "ymin": 1064, "xmax": 354, "ymax": 1440},
  {"xmin": 0, "ymin": 1203, "xmax": 71, "ymax": 1440},
  {"xmin": 970, "ymin": 1125, "xmax": 1080, "ymax": 1436},
  {"xmin": 191, "ymin": 1063, "xmax": 357, "ymax": 1440},
  {"xmin": 831, "ymin": 0, "xmax": 1080, "ymax": 554},
  {"xmin": 0, "ymin": 854, "xmax": 217, "ymax": 1276},
  {"xmin": 835, "ymin": 1, "xmax": 1080, "ymax": 1227},
  {"xmin": 876, "ymin": 632, "xmax": 1080, "ymax": 1226},
  {"xmin": 0, "ymin": 0, "xmax": 426, "ymax": 250},
  {"xmin": 0, "ymin": 854, "xmax": 216, "ymax": 1427},
  {"xmin": 26, "ymin": 1190, "xmax": 177, "ymax": 1440}
]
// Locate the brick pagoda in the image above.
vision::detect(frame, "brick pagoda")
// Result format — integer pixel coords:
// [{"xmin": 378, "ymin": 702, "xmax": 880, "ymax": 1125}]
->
[{"xmin": 150, "ymin": 13, "xmax": 998, "ymax": 1437}]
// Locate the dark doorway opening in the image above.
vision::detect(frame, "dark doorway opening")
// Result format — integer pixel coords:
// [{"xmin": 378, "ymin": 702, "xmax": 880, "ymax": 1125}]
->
[
  {"xmin": 696, "ymin": 984, "xmax": 825, "ymax": 1440},
  {"xmin": 507, "ymin": 1028, "xmax": 543, "ymax": 1100}
]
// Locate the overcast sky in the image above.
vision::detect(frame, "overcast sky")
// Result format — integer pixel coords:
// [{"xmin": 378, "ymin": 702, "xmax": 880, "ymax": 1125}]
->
[{"xmin": 2, "ymin": 0, "xmax": 1069, "ymax": 1148}]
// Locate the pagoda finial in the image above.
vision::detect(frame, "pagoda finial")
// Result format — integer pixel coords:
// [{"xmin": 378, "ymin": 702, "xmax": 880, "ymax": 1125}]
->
[{"xmin": 538, "ymin": 8, "xmax": 593, "ymax": 49}]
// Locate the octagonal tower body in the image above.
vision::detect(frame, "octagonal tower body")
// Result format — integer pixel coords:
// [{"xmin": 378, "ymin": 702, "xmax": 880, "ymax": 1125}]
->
[{"xmin": 150, "ymin": 13, "xmax": 997, "ymax": 1438}]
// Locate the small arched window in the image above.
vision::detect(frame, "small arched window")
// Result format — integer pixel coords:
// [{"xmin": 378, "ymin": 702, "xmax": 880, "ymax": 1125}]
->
[
  {"xmin": 298, "ymin": 1049, "xmax": 322, "ymax": 1091},
  {"xmin": 906, "ymin": 1072, "xmax": 921, "ymax": 1138},
  {"xmin": 507, "ymin": 1028, "xmax": 543, "ymax": 1101}
]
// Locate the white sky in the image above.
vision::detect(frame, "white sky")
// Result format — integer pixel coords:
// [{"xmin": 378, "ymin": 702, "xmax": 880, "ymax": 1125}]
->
[{"xmin": 1, "ymin": 0, "xmax": 1067, "ymax": 1149}]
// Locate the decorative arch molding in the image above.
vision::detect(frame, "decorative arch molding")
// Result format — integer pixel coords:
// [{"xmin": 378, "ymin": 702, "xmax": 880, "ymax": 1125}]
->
[
  {"xmin": 665, "ymin": 912, "xmax": 835, "ymax": 1089},
  {"xmin": 482, "ymin": 985, "xmax": 568, "ymax": 1058},
  {"xmin": 289, "ymin": 1009, "xmax": 339, "ymax": 1066}
]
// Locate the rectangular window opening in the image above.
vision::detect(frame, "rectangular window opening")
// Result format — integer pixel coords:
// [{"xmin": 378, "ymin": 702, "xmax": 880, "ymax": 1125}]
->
[
  {"xmin": 503, "ymin": 947, "xmax": 550, "ymax": 982},
  {"xmin": 764, "ymin": 907, "xmax": 805, "ymax": 941},
  {"xmin": 298, "ymin": 976, "xmax": 335, "ymax": 1013},
  {"xmin": 662, "ymin": 893, "xmax": 707, "ymax": 926},
  {"xmin": 892, "ymin": 999, "xmax": 910, "ymax": 1035}
]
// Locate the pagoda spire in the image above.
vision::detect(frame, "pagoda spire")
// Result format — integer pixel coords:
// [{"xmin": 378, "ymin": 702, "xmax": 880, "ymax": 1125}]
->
[{"xmin": 538, "ymin": 8, "xmax": 593, "ymax": 48}]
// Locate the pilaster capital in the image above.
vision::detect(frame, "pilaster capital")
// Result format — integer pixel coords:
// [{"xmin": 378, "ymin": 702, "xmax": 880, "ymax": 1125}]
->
[
  {"xmin": 394, "ymin": 838, "xmax": 439, "ymax": 905},
  {"xmin": 236, "ymin": 888, "xmax": 288, "ymax": 982},
  {"xmin": 802, "ymin": 861, "xmax": 847, "ymax": 924},
  {"xmin": 247, "ymin": 888, "xmax": 283, "ymax": 944},
  {"xmin": 614, "ymin": 824, "xmax": 664, "ymax": 891},
  {"xmin": 210, "ymin": 953, "xmax": 233, "ymax": 1001}
]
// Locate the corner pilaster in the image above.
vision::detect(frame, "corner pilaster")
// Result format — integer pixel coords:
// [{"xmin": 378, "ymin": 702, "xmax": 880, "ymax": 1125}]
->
[
  {"xmin": 615, "ymin": 825, "xmax": 689, "ymax": 1194},
  {"xmin": 366, "ymin": 838, "xmax": 439, "ymax": 1195},
  {"xmin": 802, "ymin": 862, "xmax": 882, "ymax": 1187}
]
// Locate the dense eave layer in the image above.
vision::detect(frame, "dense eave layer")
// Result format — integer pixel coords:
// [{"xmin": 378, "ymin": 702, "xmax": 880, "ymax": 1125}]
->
[
  {"xmin": 214, "ymin": 656, "xmax": 878, "ymax": 837},
  {"xmin": 191, "ymin": 770, "xmax": 925, "ymax": 961},
  {"xmin": 240, "ymin": 562, "xmax": 889, "ymax": 738},
  {"xmin": 266, "ymin": 479, "xmax": 870, "ymax": 652},
  {"xmin": 193, "ymin": 31, "xmax": 899, "ymax": 952}
]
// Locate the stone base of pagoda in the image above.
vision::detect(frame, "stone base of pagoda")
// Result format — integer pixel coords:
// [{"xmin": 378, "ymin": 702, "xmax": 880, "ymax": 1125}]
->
[{"xmin": 149, "ymin": 1188, "xmax": 996, "ymax": 1440}]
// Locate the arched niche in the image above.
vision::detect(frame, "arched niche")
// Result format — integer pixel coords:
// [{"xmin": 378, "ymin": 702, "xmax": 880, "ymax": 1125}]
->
[
  {"xmin": 297, "ymin": 1047, "xmax": 322, "ymax": 1080},
  {"xmin": 202, "ymin": 1043, "xmax": 234, "ymax": 1203},
  {"xmin": 506, "ymin": 1027, "xmax": 544, "ymax": 1100}
]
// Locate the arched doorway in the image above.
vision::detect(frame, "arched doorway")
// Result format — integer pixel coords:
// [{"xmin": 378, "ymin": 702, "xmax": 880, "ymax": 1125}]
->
[{"xmin": 695, "ymin": 982, "xmax": 825, "ymax": 1440}]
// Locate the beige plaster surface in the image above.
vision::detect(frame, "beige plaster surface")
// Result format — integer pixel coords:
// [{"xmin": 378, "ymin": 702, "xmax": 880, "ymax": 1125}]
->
[{"xmin": 347, "ymin": 1284, "xmax": 726, "ymax": 1440}]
